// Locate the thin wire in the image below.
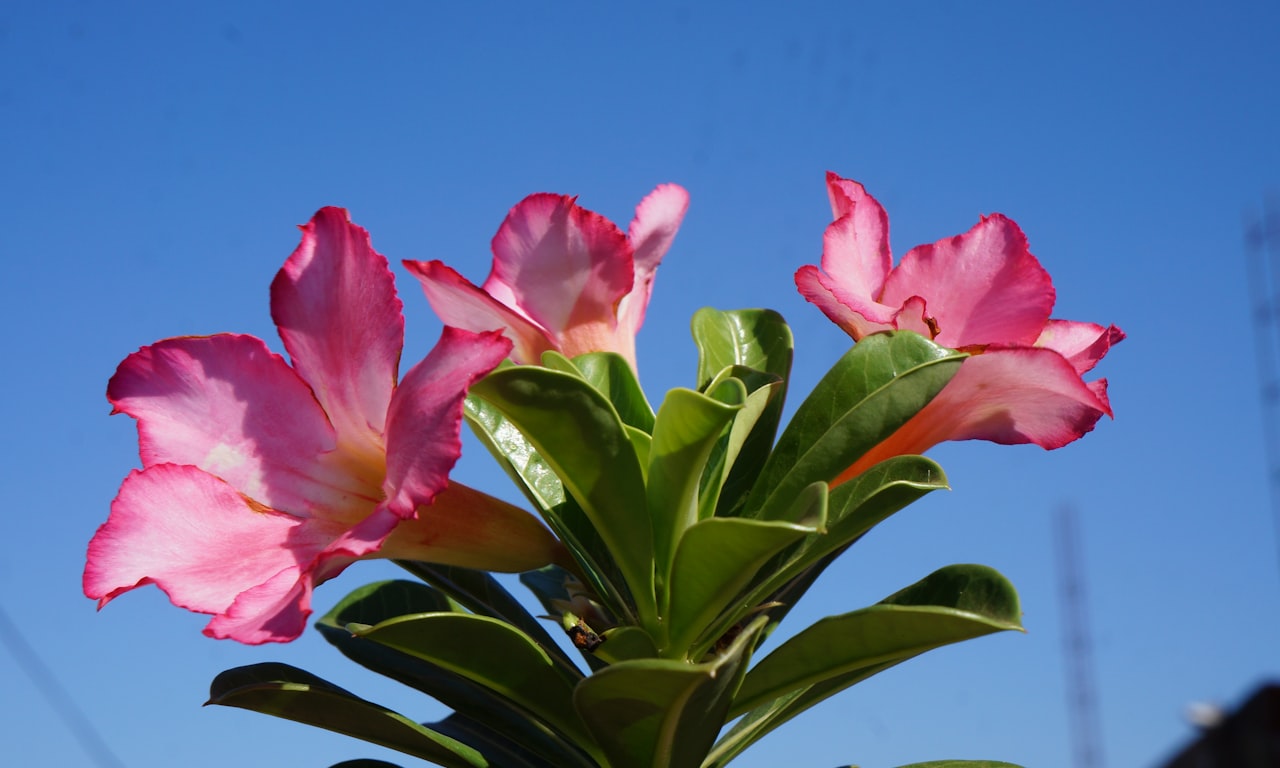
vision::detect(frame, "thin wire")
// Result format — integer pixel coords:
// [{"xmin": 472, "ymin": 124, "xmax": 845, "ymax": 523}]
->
[{"xmin": 0, "ymin": 602, "xmax": 126, "ymax": 768}]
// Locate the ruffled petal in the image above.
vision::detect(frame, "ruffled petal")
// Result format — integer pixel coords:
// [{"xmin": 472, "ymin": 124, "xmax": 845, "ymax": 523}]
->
[
  {"xmin": 837, "ymin": 347, "xmax": 1113, "ymax": 481},
  {"xmin": 207, "ymin": 504, "xmax": 405, "ymax": 643},
  {"xmin": 106, "ymin": 335, "xmax": 366, "ymax": 515},
  {"xmin": 381, "ymin": 327, "xmax": 512, "ymax": 518},
  {"xmin": 881, "ymin": 214, "xmax": 1055, "ymax": 348},
  {"xmin": 202, "ymin": 567, "xmax": 313, "ymax": 644},
  {"xmin": 403, "ymin": 259, "xmax": 553, "ymax": 364},
  {"xmin": 84, "ymin": 465, "xmax": 337, "ymax": 619},
  {"xmin": 486, "ymin": 193, "xmax": 633, "ymax": 341},
  {"xmin": 270, "ymin": 207, "xmax": 403, "ymax": 459},
  {"xmin": 619, "ymin": 184, "xmax": 690, "ymax": 337},
  {"xmin": 1036, "ymin": 320, "xmax": 1126, "ymax": 375},
  {"xmin": 378, "ymin": 482, "xmax": 561, "ymax": 572},
  {"xmin": 821, "ymin": 173, "xmax": 894, "ymax": 306},
  {"xmin": 794, "ymin": 263, "xmax": 895, "ymax": 340},
  {"xmin": 793, "ymin": 207, "xmax": 901, "ymax": 340}
]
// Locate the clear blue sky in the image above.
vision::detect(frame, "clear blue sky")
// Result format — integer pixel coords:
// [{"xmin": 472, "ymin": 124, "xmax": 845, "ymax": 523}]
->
[{"xmin": 3, "ymin": 2, "xmax": 1279, "ymax": 766}]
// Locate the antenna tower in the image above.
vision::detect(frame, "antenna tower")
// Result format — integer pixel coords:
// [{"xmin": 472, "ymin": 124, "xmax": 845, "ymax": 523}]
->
[
  {"xmin": 1055, "ymin": 504, "xmax": 1105, "ymax": 768},
  {"xmin": 1244, "ymin": 197, "xmax": 1280, "ymax": 580}
]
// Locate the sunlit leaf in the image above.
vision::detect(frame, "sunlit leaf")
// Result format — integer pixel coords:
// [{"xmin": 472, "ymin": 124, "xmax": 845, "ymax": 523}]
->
[
  {"xmin": 648, "ymin": 383, "xmax": 744, "ymax": 579},
  {"xmin": 470, "ymin": 367, "xmax": 655, "ymax": 627},
  {"xmin": 743, "ymin": 332, "xmax": 963, "ymax": 522},
  {"xmin": 707, "ymin": 566, "xmax": 1021, "ymax": 766}
]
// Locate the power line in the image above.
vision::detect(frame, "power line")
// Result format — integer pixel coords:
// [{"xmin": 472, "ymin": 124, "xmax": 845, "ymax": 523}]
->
[{"xmin": 0, "ymin": 602, "xmax": 126, "ymax": 768}]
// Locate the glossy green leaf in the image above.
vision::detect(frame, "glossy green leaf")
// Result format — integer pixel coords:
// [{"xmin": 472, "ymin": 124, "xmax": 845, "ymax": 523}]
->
[
  {"xmin": 691, "ymin": 309, "xmax": 794, "ymax": 517},
  {"xmin": 464, "ymin": 393, "xmax": 632, "ymax": 622},
  {"xmin": 316, "ymin": 582, "xmax": 596, "ymax": 768},
  {"xmin": 696, "ymin": 367, "xmax": 783, "ymax": 520},
  {"xmin": 648, "ymin": 383, "xmax": 744, "ymax": 580},
  {"xmin": 573, "ymin": 616, "xmax": 767, "ymax": 768},
  {"xmin": 705, "ymin": 566, "xmax": 1021, "ymax": 765},
  {"xmin": 733, "ymin": 564, "xmax": 1022, "ymax": 715},
  {"xmin": 556, "ymin": 350, "xmax": 656, "ymax": 433},
  {"xmin": 667, "ymin": 484, "xmax": 827, "ymax": 659},
  {"xmin": 743, "ymin": 331, "xmax": 963, "ymax": 522},
  {"xmin": 393, "ymin": 562, "xmax": 570, "ymax": 668},
  {"xmin": 207, "ymin": 663, "xmax": 487, "ymax": 768},
  {"xmin": 470, "ymin": 367, "xmax": 655, "ymax": 626},
  {"xmin": 732, "ymin": 455, "xmax": 950, "ymax": 630},
  {"xmin": 350, "ymin": 613, "xmax": 596, "ymax": 752},
  {"xmin": 691, "ymin": 307, "xmax": 793, "ymax": 389}
]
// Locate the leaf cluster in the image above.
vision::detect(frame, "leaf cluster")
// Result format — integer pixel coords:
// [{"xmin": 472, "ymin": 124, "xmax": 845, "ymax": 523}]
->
[{"xmin": 208, "ymin": 310, "xmax": 1024, "ymax": 768}]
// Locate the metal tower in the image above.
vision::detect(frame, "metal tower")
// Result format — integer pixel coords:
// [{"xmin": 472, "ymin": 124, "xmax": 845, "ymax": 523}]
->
[
  {"xmin": 1244, "ymin": 197, "xmax": 1280, "ymax": 581},
  {"xmin": 1055, "ymin": 504, "xmax": 1105, "ymax": 768}
]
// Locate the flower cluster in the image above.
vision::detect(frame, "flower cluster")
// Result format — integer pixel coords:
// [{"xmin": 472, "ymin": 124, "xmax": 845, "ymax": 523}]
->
[{"xmin": 87, "ymin": 173, "xmax": 1120, "ymax": 642}]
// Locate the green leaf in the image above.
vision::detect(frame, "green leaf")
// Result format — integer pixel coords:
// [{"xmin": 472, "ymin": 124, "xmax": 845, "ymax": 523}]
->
[
  {"xmin": 593, "ymin": 625, "xmax": 660, "ymax": 664},
  {"xmin": 706, "ymin": 566, "xmax": 1022, "ymax": 766},
  {"xmin": 464, "ymin": 393, "xmax": 633, "ymax": 622},
  {"xmin": 732, "ymin": 455, "xmax": 950, "ymax": 631},
  {"xmin": 207, "ymin": 663, "xmax": 487, "ymax": 768},
  {"xmin": 648, "ymin": 383, "xmax": 744, "ymax": 583},
  {"xmin": 470, "ymin": 366, "xmax": 655, "ymax": 627},
  {"xmin": 560, "ymin": 350, "xmax": 656, "ymax": 433},
  {"xmin": 733, "ymin": 564, "xmax": 1022, "ymax": 714},
  {"xmin": 573, "ymin": 616, "xmax": 767, "ymax": 768},
  {"xmin": 696, "ymin": 367, "xmax": 783, "ymax": 520},
  {"xmin": 691, "ymin": 308, "xmax": 793, "ymax": 389},
  {"xmin": 667, "ymin": 484, "xmax": 827, "ymax": 659},
  {"xmin": 743, "ymin": 331, "xmax": 963, "ymax": 522},
  {"xmin": 691, "ymin": 309, "xmax": 794, "ymax": 517},
  {"xmin": 393, "ymin": 561, "xmax": 572, "ymax": 670},
  {"xmin": 350, "ymin": 613, "xmax": 597, "ymax": 752},
  {"xmin": 316, "ymin": 582, "xmax": 596, "ymax": 768}
]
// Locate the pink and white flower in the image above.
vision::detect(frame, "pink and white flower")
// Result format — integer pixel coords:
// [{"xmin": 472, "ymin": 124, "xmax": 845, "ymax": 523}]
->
[
  {"xmin": 85, "ymin": 208, "xmax": 559, "ymax": 644},
  {"xmin": 404, "ymin": 184, "xmax": 689, "ymax": 371},
  {"xmin": 796, "ymin": 173, "xmax": 1124, "ymax": 481}
]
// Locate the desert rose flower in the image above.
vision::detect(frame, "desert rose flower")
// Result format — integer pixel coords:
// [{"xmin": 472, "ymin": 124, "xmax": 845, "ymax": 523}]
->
[
  {"xmin": 796, "ymin": 173, "xmax": 1124, "ymax": 481},
  {"xmin": 404, "ymin": 184, "xmax": 689, "ymax": 371},
  {"xmin": 85, "ymin": 208, "xmax": 559, "ymax": 644}
]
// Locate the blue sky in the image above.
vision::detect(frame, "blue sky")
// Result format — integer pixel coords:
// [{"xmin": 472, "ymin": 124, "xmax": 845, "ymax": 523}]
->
[{"xmin": 3, "ymin": 2, "xmax": 1279, "ymax": 766}]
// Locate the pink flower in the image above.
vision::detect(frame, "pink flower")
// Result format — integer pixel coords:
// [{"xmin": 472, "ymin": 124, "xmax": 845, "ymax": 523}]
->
[
  {"xmin": 85, "ymin": 208, "xmax": 560, "ymax": 644},
  {"xmin": 403, "ymin": 184, "xmax": 689, "ymax": 371},
  {"xmin": 796, "ymin": 173, "xmax": 1124, "ymax": 481}
]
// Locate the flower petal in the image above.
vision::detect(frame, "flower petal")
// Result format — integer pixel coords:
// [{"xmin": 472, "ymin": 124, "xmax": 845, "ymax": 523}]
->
[
  {"xmin": 271, "ymin": 207, "xmax": 404, "ymax": 459},
  {"xmin": 821, "ymin": 173, "xmax": 893, "ymax": 303},
  {"xmin": 794, "ymin": 262, "xmax": 895, "ymax": 340},
  {"xmin": 837, "ymin": 347, "xmax": 1113, "ymax": 481},
  {"xmin": 486, "ymin": 193, "xmax": 633, "ymax": 340},
  {"xmin": 382, "ymin": 327, "xmax": 512, "ymax": 517},
  {"xmin": 403, "ymin": 259, "xmax": 553, "ymax": 364},
  {"xmin": 84, "ymin": 464, "xmax": 336, "ymax": 622},
  {"xmin": 107, "ymin": 334, "xmax": 364, "ymax": 515},
  {"xmin": 881, "ymin": 214, "xmax": 1055, "ymax": 348},
  {"xmin": 794, "ymin": 178, "xmax": 899, "ymax": 340},
  {"xmin": 619, "ymin": 184, "xmax": 690, "ymax": 337},
  {"xmin": 1035, "ymin": 319, "xmax": 1126, "ymax": 375}
]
